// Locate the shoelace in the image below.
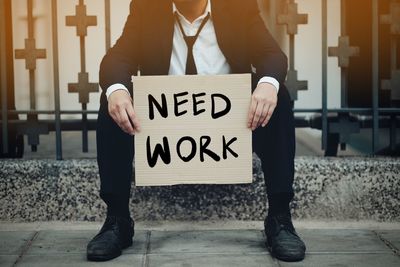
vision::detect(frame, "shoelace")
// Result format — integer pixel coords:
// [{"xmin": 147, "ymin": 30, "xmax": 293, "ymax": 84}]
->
[
  {"xmin": 99, "ymin": 216, "xmax": 121, "ymax": 235},
  {"xmin": 274, "ymin": 213, "xmax": 297, "ymax": 235}
]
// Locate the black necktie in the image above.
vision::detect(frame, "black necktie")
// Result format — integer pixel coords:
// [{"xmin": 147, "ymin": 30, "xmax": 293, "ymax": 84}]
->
[{"xmin": 174, "ymin": 12, "xmax": 211, "ymax": 75}]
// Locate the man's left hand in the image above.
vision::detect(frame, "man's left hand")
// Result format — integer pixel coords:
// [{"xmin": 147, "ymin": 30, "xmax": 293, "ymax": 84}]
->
[{"xmin": 247, "ymin": 83, "xmax": 278, "ymax": 131}]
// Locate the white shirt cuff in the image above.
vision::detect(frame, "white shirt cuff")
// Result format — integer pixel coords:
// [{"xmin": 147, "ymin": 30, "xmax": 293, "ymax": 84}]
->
[
  {"xmin": 105, "ymin": 83, "xmax": 130, "ymax": 100},
  {"xmin": 257, "ymin": 77, "xmax": 280, "ymax": 93}
]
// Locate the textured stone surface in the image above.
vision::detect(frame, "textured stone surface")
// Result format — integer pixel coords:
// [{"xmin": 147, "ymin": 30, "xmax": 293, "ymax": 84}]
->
[
  {"xmin": 0, "ymin": 255, "xmax": 19, "ymax": 267},
  {"xmin": 278, "ymin": 254, "xmax": 400, "ymax": 267},
  {"xmin": 0, "ymin": 231, "xmax": 35, "ymax": 254},
  {"xmin": 2, "ymin": 228, "xmax": 399, "ymax": 267},
  {"xmin": 25, "ymin": 230, "xmax": 148, "ymax": 255},
  {"xmin": 147, "ymin": 254, "xmax": 277, "ymax": 267},
  {"xmin": 149, "ymin": 230, "xmax": 265, "ymax": 254},
  {"xmin": 376, "ymin": 230, "xmax": 400, "ymax": 251},
  {"xmin": 296, "ymin": 229, "xmax": 390, "ymax": 253},
  {"xmin": 0, "ymin": 156, "xmax": 399, "ymax": 222},
  {"xmin": 17, "ymin": 254, "xmax": 144, "ymax": 267}
]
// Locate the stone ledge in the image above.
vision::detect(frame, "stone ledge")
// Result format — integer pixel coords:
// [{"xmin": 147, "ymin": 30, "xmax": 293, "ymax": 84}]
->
[{"xmin": 0, "ymin": 156, "xmax": 399, "ymax": 222}]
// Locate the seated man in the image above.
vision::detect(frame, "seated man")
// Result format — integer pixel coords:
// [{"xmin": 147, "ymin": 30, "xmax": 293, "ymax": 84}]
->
[{"xmin": 88, "ymin": 0, "xmax": 306, "ymax": 262}]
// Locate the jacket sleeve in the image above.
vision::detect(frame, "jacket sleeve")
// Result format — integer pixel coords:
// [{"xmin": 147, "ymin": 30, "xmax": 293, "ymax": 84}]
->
[
  {"xmin": 246, "ymin": 0, "xmax": 288, "ymax": 85},
  {"xmin": 99, "ymin": 0, "xmax": 142, "ymax": 95}
]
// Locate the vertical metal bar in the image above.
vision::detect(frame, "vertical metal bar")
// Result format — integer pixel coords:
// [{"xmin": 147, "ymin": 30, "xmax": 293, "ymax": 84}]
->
[
  {"xmin": 80, "ymin": 36, "xmax": 86, "ymax": 73},
  {"xmin": 0, "ymin": 0, "xmax": 9, "ymax": 154},
  {"xmin": 341, "ymin": 69, "xmax": 348, "ymax": 107},
  {"xmin": 29, "ymin": 70, "xmax": 35, "ymax": 110},
  {"xmin": 82, "ymin": 103, "xmax": 88, "ymax": 152},
  {"xmin": 270, "ymin": 0, "xmax": 278, "ymax": 38},
  {"xmin": 52, "ymin": 0, "xmax": 62, "ymax": 160},
  {"xmin": 340, "ymin": 0, "xmax": 348, "ymax": 108},
  {"xmin": 289, "ymin": 34, "xmax": 295, "ymax": 70},
  {"xmin": 390, "ymin": 114, "xmax": 396, "ymax": 151},
  {"xmin": 339, "ymin": 0, "xmax": 348, "ymax": 149},
  {"xmin": 80, "ymin": 35, "xmax": 88, "ymax": 152},
  {"xmin": 27, "ymin": 0, "xmax": 33, "ymax": 38},
  {"xmin": 105, "ymin": 0, "xmax": 111, "ymax": 50},
  {"xmin": 391, "ymin": 37, "xmax": 397, "ymax": 70},
  {"xmin": 372, "ymin": 0, "xmax": 379, "ymax": 154},
  {"xmin": 27, "ymin": 0, "xmax": 37, "ymax": 151},
  {"xmin": 389, "ymin": 34, "xmax": 397, "ymax": 151},
  {"xmin": 321, "ymin": 0, "xmax": 328, "ymax": 150},
  {"xmin": 27, "ymin": 0, "xmax": 35, "ymax": 112},
  {"xmin": 340, "ymin": 0, "xmax": 346, "ymax": 35}
]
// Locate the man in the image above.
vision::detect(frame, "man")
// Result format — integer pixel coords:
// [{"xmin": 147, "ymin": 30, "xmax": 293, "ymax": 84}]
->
[{"xmin": 88, "ymin": 0, "xmax": 306, "ymax": 262}]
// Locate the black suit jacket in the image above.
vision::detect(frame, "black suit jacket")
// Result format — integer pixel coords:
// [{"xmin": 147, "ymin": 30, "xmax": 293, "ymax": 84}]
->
[{"xmin": 99, "ymin": 0, "xmax": 288, "ymax": 95}]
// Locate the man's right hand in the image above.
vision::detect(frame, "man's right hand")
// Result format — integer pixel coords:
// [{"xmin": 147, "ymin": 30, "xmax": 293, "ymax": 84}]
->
[{"xmin": 108, "ymin": 90, "xmax": 141, "ymax": 136}]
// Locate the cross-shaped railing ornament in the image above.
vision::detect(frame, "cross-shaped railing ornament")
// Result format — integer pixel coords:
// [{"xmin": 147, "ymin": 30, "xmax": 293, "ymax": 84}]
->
[
  {"xmin": 66, "ymin": 1, "xmax": 97, "ymax": 37},
  {"xmin": 381, "ymin": 2, "xmax": 400, "ymax": 35},
  {"xmin": 329, "ymin": 116, "xmax": 360, "ymax": 144},
  {"xmin": 15, "ymin": 38, "xmax": 46, "ymax": 70},
  {"xmin": 277, "ymin": 1, "xmax": 308, "ymax": 35},
  {"xmin": 17, "ymin": 120, "xmax": 49, "ymax": 149},
  {"xmin": 285, "ymin": 70, "xmax": 308, "ymax": 101},
  {"xmin": 65, "ymin": 0, "xmax": 99, "ymax": 153},
  {"xmin": 328, "ymin": 36, "xmax": 360, "ymax": 68},
  {"xmin": 68, "ymin": 72, "xmax": 98, "ymax": 104},
  {"xmin": 382, "ymin": 70, "xmax": 400, "ymax": 101}
]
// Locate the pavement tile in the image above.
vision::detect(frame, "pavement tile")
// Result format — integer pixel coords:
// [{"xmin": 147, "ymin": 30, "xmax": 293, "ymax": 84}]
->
[
  {"xmin": 125, "ymin": 230, "xmax": 149, "ymax": 255},
  {"xmin": 0, "ymin": 255, "xmax": 19, "ymax": 267},
  {"xmin": 0, "ymin": 231, "xmax": 35, "ymax": 255},
  {"xmin": 25, "ymin": 230, "xmax": 147, "ymax": 255},
  {"xmin": 376, "ymin": 230, "xmax": 400, "ymax": 250},
  {"xmin": 297, "ymin": 229, "xmax": 392, "ymax": 253},
  {"xmin": 15, "ymin": 254, "xmax": 143, "ymax": 267},
  {"xmin": 149, "ymin": 230, "xmax": 266, "ymax": 254},
  {"xmin": 2, "ymin": 228, "xmax": 400, "ymax": 267},
  {"xmin": 278, "ymin": 253, "xmax": 400, "ymax": 267},
  {"xmin": 147, "ymin": 253, "xmax": 277, "ymax": 267}
]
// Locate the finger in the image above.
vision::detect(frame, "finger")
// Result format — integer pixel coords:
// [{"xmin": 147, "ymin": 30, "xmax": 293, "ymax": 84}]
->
[
  {"xmin": 251, "ymin": 102, "xmax": 264, "ymax": 130},
  {"xmin": 111, "ymin": 109, "xmax": 122, "ymax": 128},
  {"xmin": 126, "ymin": 104, "xmax": 141, "ymax": 133},
  {"xmin": 125, "ymin": 106, "xmax": 137, "ymax": 135},
  {"xmin": 257, "ymin": 103, "xmax": 270, "ymax": 128},
  {"xmin": 261, "ymin": 104, "xmax": 276, "ymax": 127},
  {"xmin": 247, "ymin": 99, "xmax": 257, "ymax": 128},
  {"xmin": 113, "ymin": 107, "xmax": 125, "ymax": 131},
  {"xmin": 119, "ymin": 108, "xmax": 135, "ymax": 135}
]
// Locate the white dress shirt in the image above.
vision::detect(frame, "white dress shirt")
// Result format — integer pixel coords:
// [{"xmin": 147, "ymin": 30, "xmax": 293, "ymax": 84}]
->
[{"xmin": 105, "ymin": 0, "xmax": 280, "ymax": 99}]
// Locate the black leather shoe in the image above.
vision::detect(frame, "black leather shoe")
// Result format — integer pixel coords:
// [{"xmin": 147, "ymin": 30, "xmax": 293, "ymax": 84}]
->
[
  {"xmin": 264, "ymin": 211, "xmax": 306, "ymax": 262},
  {"xmin": 87, "ymin": 216, "xmax": 134, "ymax": 261}
]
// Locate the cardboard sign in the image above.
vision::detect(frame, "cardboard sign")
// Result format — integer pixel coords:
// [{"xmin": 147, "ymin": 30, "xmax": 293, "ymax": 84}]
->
[{"xmin": 133, "ymin": 74, "xmax": 252, "ymax": 186}]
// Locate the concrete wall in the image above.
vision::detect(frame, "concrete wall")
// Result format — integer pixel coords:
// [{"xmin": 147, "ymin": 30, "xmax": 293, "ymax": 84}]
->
[{"xmin": 1, "ymin": 156, "xmax": 399, "ymax": 222}]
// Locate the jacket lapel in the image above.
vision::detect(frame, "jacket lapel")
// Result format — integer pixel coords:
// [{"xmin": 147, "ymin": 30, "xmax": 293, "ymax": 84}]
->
[
  {"xmin": 211, "ymin": 0, "xmax": 234, "ymax": 67},
  {"xmin": 158, "ymin": 0, "xmax": 174, "ymax": 75}
]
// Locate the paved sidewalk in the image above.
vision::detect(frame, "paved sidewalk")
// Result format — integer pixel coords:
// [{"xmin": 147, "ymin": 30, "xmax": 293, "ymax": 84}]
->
[{"xmin": 0, "ymin": 221, "xmax": 399, "ymax": 267}]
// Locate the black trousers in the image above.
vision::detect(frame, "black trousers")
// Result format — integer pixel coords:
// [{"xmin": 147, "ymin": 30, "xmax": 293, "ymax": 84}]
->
[{"xmin": 96, "ymin": 84, "xmax": 295, "ymax": 203}]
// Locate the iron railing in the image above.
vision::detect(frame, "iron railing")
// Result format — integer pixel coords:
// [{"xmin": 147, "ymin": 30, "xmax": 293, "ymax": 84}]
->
[{"xmin": 0, "ymin": 0, "xmax": 399, "ymax": 159}]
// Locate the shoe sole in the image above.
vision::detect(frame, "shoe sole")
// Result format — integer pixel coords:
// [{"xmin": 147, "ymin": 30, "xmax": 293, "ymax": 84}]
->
[
  {"xmin": 87, "ymin": 240, "xmax": 133, "ymax": 262},
  {"xmin": 87, "ymin": 251, "xmax": 122, "ymax": 262},
  {"xmin": 265, "ymin": 240, "xmax": 305, "ymax": 262}
]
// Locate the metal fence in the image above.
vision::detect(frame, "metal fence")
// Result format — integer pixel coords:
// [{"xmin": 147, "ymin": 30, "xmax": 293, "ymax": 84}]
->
[{"xmin": 0, "ymin": 0, "xmax": 399, "ymax": 160}]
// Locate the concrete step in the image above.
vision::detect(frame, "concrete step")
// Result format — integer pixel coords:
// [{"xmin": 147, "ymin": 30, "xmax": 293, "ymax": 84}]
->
[{"xmin": 0, "ymin": 156, "xmax": 399, "ymax": 222}]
